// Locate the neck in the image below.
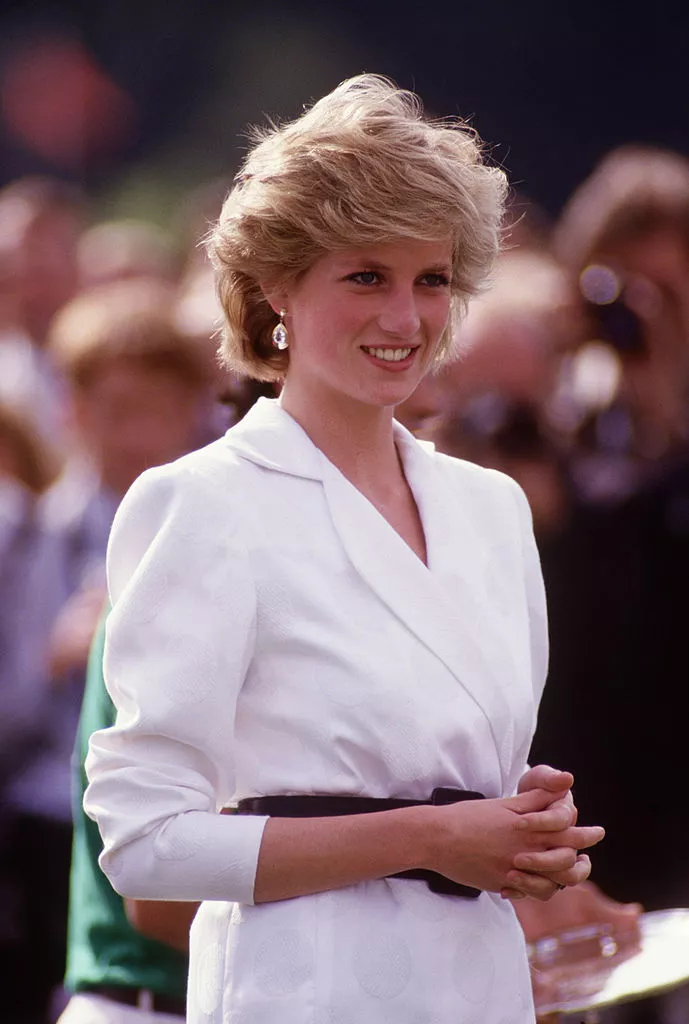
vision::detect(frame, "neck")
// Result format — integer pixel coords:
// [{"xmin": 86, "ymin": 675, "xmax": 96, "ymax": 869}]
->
[{"xmin": 279, "ymin": 380, "xmax": 401, "ymax": 489}]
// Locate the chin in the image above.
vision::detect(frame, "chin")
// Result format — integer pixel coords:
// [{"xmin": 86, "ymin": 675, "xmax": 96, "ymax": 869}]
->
[{"xmin": 375, "ymin": 384, "xmax": 422, "ymax": 408}]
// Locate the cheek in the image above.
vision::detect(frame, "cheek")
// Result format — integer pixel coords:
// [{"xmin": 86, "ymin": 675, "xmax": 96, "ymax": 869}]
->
[
  {"xmin": 436, "ymin": 297, "xmax": 452, "ymax": 330},
  {"xmin": 292, "ymin": 303, "xmax": 360, "ymax": 354},
  {"xmin": 421, "ymin": 293, "xmax": 451, "ymax": 334},
  {"xmin": 289, "ymin": 303, "xmax": 323, "ymax": 348},
  {"xmin": 426, "ymin": 303, "xmax": 452, "ymax": 351}
]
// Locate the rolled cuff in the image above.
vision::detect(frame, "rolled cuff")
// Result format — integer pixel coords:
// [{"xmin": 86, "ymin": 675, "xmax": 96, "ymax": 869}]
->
[{"xmin": 89, "ymin": 802, "xmax": 270, "ymax": 906}]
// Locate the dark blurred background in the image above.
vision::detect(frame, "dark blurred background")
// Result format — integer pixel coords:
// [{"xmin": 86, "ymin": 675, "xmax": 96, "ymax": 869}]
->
[
  {"xmin": 2, "ymin": 0, "xmax": 688, "ymax": 219},
  {"xmin": 3, "ymin": 5, "xmax": 689, "ymax": 1024}
]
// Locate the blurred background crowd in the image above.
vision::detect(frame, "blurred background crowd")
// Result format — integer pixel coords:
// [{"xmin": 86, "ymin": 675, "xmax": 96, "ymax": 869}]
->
[{"xmin": 1, "ymin": 2, "xmax": 688, "ymax": 1023}]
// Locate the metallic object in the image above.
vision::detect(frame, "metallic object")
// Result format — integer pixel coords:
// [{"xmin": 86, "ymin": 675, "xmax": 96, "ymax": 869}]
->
[{"xmin": 530, "ymin": 908, "xmax": 689, "ymax": 1020}]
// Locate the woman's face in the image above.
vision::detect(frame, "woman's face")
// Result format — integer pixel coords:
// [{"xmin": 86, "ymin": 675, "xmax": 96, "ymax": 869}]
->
[{"xmin": 276, "ymin": 238, "xmax": 453, "ymax": 412}]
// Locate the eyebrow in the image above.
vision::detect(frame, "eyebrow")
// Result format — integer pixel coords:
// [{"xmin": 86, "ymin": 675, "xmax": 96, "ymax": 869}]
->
[
  {"xmin": 422, "ymin": 265, "xmax": 453, "ymax": 275},
  {"xmin": 340, "ymin": 258, "xmax": 452, "ymax": 275}
]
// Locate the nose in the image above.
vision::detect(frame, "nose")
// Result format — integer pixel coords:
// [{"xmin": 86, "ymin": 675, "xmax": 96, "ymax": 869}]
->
[{"xmin": 377, "ymin": 285, "xmax": 421, "ymax": 340}]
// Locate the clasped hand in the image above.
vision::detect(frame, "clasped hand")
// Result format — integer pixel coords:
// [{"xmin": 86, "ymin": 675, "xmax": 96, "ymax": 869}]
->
[{"xmin": 426, "ymin": 764, "xmax": 604, "ymax": 903}]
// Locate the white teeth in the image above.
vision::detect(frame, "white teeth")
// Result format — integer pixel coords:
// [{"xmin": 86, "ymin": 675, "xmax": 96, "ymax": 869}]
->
[{"xmin": 364, "ymin": 347, "xmax": 413, "ymax": 362}]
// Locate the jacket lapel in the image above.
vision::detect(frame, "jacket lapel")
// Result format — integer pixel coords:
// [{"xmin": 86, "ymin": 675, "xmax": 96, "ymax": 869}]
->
[
  {"xmin": 398, "ymin": 431, "xmax": 534, "ymax": 784},
  {"xmin": 320, "ymin": 424, "xmax": 529, "ymax": 787},
  {"xmin": 225, "ymin": 401, "xmax": 532, "ymax": 786}
]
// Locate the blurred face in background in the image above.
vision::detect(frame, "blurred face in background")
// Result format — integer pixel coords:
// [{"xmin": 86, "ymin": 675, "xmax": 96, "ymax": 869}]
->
[
  {"xmin": 442, "ymin": 312, "xmax": 562, "ymax": 410},
  {"xmin": 438, "ymin": 253, "xmax": 581, "ymax": 421},
  {"xmin": 425, "ymin": 253, "xmax": 579, "ymax": 536},
  {"xmin": 605, "ymin": 228, "xmax": 689, "ymax": 336},
  {"xmin": 0, "ymin": 199, "xmax": 81, "ymax": 342},
  {"xmin": 72, "ymin": 357, "xmax": 204, "ymax": 496},
  {"xmin": 586, "ymin": 229, "xmax": 689, "ymax": 449},
  {"xmin": 22, "ymin": 210, "xmax": 81, "ymax": 331}
]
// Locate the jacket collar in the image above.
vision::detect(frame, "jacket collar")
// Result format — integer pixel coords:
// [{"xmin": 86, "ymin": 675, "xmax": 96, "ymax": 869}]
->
[
  {"xmin": 224, "ymin": 396, "xmax": 434, "ymax": 481},
  {"xmin": 223, "ymin": 397, "xmax": 324, "ymax": 481}
]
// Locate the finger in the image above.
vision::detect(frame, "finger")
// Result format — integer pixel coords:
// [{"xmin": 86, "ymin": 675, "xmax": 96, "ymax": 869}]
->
[
  {"xmin": 521, "ymin": 765, "xmax": 574, "ymax": 794},
  {"xmin": 517, "ymin": 801, "xmax": 577, "ymax": 832},
  {"xmin": 613, "ymin": 903, "xmax": 644, "ymax": 922},
  {"xmin": 509, "ymin": 787, "xmax": 562, "ymax": 816},
  {"xmin": 560, "ymin": 825, "xmax": 605, "ymax": 850},
  {"xmin": 555, "ymin": 794, "xmax": 579, "ymax": 827},
  {"xmin": 523, "ymin": 823, "xmax": 605, "ymax": 848},
  {"xmin": 546, "ymin": 854, "xmax": 593, "ymax": 888},
  {"xmin": 595, "ymin": 896, "xmax": 644, "ymax": 919},
  {"xmin": 513, "ymin": 847, "xmax": 578, "ymax": 874},
  {"xmin": 578, "ymin": 879, "xmax": 643, "ymax": 918},
  {"xmin": 504, "ymin": 870, "xmax": 561, "ymax": 902},
  {"xmin": 501, "ymin": 887, "xmax": 527, "ymax": 901}
]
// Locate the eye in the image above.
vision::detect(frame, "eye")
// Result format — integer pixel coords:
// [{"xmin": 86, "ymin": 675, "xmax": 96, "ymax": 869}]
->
[
  {"xmin": 347, "ymin": 270, "xmax": 380, "ymax": 286},
  {"xmin": 419, "ymin": 272, "xmax": 451, "ymax": 288}
]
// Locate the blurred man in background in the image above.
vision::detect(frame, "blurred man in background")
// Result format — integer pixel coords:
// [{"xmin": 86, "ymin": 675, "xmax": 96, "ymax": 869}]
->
[
  {"xmin": 529, "ymin": 146, "xmax": 689, "ymax": 1024},
  {"xmin": 58, "ymin": 607, "xmax": 194, "ymax": 1024},
  {"xmin": 551, "ymin": 145, "xmax": 689, "ymax": 507},
  {"xmin": 3, "ymin": 278, "xmax": 214, "ymax": 1023},
  {"xmin": 424, "ymin": 185, "xmax": 689, "ymax": 1019},
  {"xmin": 428, "ymin": 248, "xmax": 582, "ymax": 538},
  {"xmin": 0, "ymin": 176, "xmax": 86, "ymax": 453}
]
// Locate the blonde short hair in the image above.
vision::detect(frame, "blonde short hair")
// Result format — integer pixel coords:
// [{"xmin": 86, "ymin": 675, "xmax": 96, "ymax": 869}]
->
[{"xmin": 207, "ymin": 74, "xmax": 508, "ymax": 382}]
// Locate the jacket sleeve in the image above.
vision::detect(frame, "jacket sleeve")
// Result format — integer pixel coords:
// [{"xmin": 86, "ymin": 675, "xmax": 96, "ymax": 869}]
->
[
  {"xmin": 495, "ymin": 473, "xmax": 550, "ymax": 791},
  {"xmin": 83, "ymin": 460, "xmax": 268, "ymax": 904},
  {"xmin": 508, "ymin": 475, "xmax": 549, "ymax": 708},
  {"xmin": 503, "ymin": 473, "xmax": 549, "ymax": 787}
]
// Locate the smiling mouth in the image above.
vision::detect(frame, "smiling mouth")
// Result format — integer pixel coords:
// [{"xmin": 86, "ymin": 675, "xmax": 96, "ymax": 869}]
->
[{"xmin": 361, "ymin": 346, "xmax": 416, "ymax": 362}]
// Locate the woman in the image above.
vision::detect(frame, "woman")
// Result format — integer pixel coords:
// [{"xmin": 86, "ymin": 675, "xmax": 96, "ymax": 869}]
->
[{"xmin": 84, "ymin": 75, "xmax": 604, "ymax": 1022}]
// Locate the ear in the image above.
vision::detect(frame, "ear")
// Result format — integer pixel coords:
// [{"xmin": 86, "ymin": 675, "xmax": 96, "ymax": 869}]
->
[{"xmin": 260, "ymin": 281, "xmax": 289, "ymax": 316}]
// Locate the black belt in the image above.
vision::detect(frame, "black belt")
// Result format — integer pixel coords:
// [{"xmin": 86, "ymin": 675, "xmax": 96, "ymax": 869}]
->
[
  {"xmin": 81, "ymin": 984, "xmax": 186, "ymax": 1016},
  {"xmin": 236, "ymin": 787, "xmax": 485, "ymax": 899}
]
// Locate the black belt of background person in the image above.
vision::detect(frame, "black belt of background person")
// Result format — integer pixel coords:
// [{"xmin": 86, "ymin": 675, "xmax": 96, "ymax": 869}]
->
[
  {"xmin": 235, "ymin": 787, "xmax": 485, "ymax": 899},
  {"xmin": 81, "ymin": 984, "xmax": 186, "ymax": 1016}
]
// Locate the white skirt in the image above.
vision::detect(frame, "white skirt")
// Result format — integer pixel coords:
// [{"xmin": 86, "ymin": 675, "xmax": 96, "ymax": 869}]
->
[{"xmin": 187, "ymin": 879, "xmax": 535, "ymax": 1023}]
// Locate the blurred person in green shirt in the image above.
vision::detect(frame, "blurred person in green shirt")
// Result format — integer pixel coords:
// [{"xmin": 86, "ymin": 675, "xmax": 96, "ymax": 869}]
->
[{"xmin": 57, "ymin": 606, "xmax": 197, "ymax": 1024}]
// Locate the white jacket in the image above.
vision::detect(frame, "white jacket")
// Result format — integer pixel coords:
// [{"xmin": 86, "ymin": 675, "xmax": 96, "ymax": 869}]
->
[{"xmin": 84, "ymin": 396, "xmax": 547, "ymax": 1022}]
